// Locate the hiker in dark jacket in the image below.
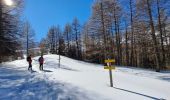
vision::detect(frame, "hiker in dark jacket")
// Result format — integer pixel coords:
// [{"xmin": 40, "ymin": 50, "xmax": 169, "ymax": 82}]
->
[
  {"xmin": 39, "ymin": 55, "xmax": 44, "ymax": 71},
  {"xmin": 27, "ymin": 55, "xmax": 32, "ymax": 71}
]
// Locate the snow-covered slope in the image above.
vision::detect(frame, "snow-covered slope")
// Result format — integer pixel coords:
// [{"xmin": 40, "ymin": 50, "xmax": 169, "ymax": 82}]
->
[{"xmin": 0, "ymin": 54, "xmax": 170, "ymax": 100}]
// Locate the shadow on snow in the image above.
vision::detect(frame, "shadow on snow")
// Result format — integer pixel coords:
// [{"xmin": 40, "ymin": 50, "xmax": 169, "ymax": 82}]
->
[
  {"xmin": 113, "ymin": 87, "xmax": 164, "ymax": 100},
  {"xmin": 43, "ymin": 69, "xmax": 53, "ymax": 72},
  {"xmin": 0, "ymin": 67, "xmax": 97, "ymax": 100},
  {"xmin": 44, "ymin": 60, "xmax": 78, "ymax": 72}
]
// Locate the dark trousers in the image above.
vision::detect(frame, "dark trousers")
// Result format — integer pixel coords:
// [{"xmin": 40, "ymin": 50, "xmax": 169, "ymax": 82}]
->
[
  {"xmin": 28, "ymin": 63, "xmax": 32, "ymax": 71},
  {"xmin": 39, "ymin": 63, "xmax": 43, "ymax": 70}
]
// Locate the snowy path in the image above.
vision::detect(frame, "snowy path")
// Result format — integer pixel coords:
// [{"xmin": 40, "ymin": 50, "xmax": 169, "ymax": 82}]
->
[
  {"xmin": 0, "ymin": 59, "xmax": 102, "ymax": 100},
  {"xmin": 0, "ymin": 54, "xmax": 170, "ymax": 100}
]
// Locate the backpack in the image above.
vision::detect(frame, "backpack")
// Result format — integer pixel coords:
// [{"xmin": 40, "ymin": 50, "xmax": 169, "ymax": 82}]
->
[
  {"xmin": 39, "ymin": 57, "xmax": 43, "ymax": 63},
  {"xmin": 27, "ymin": 57, "xmax": 30, "ymax": 61},
  {"xmin": 27, "ymin": 56, "xmax": 32, "ymax": 63}
]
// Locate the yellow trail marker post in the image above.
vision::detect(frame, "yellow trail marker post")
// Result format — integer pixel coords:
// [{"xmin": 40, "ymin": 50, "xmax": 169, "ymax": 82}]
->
[
  {"xmin": 104, "ymin": 66, "xmax": 115, "ymax": 70},
  {"xmin": 105, "ymin": 59, "xmax": 115, "ymax": 63},
  {"xmin": 104, "ymin": 59, "xmax": 116, "ymax": 87}
]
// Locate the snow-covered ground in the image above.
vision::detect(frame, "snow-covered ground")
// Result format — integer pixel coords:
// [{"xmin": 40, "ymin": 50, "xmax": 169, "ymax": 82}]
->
[{"xmin": 0, "ymin": 54, "xmax": 170, "ymax": 100}]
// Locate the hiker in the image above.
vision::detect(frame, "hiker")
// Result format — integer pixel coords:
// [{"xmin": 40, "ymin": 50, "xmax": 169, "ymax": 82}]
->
[
  {"xmin": 38, "ymin": 55, "xmax": 44, "ymax": 71},
  {"xmin": 27, "ymin": 55, "xmax": 32, "ymax": 71}
]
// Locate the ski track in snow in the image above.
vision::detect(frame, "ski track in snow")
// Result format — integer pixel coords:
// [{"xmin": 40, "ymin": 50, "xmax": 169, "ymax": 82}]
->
[{"xmin": 0, "ymin": 54, "xmax": 170, "ymax": 100}]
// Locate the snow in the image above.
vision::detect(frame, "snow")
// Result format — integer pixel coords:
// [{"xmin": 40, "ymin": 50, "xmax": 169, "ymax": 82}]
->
[{"xmin": 0, "ymin": 54, "xmax": 170, "ymax": 100}]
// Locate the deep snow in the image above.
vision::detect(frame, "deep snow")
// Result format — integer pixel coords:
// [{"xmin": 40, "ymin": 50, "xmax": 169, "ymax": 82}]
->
[{"xmin": 0, "ymin": 54, "xmax": 170, "ymax": 100}]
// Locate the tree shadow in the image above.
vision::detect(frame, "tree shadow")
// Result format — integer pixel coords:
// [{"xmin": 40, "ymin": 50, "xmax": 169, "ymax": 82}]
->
[
  {"xmin": 160, "ymin": 70, "xmax": 170, "ymax": 74},
  {"xmin": 0, "ymin": 67, "xmax": 102, "ymax": 100},
  {"xmin": 28, "ymin": 70, "xmax": 37, "ymax": 73},
  {"xmin": 113, "ymin": 87, "xmax": 163, "ymax": 100},
  {"xmin": 60, "ymin": 65, "xmax": 78, "ymax": 72},
  {"xmin": 43, "ymin": 60, "xmax": 79, "ymax": 72},
  {"xmin": 158, "ymin": 76, "xmax": 170, "ymax": 82},
  {"xmin": 43, "ymin": 69, "xmax": 53, "ymax": 72}
]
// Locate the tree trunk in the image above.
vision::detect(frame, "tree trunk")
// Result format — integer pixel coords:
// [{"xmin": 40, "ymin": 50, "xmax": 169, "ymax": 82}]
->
[
  {"xmin": 146, "ymin": 0, "xmax": 161, "ymax": 72},
  {"xmin": 100, "ymin": 2, "xmax": 107, "ymax": 60},
  {"xmin": 113, "ymin": 2, "xmax": 121, "ymax": 65},
  {"xmin": 66, "ymin": 29, "xmax": 70, "ymax": 55},
  {"xmin": 130, "ymin": 0, "xmax": 134, "ymax": 66},
  {"xmin": 75, "ymin": 30, "xmax": 79, "ymax": 59},
  {"xmin": 125, "ymin": 22, "xmax": 129, "ymax": 66},
  {"xmin": 156, "ymin": 0, "xmax": 166, "ymax": 68}
]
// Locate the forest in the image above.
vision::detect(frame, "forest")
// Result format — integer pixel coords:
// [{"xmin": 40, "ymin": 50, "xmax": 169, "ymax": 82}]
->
[{"xmin": 0, "ymin": 0, "xmax": 170, "ymax": 72}]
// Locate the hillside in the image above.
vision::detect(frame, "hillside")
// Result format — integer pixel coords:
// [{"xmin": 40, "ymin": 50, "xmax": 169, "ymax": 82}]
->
[{"xmin": 0, "ymin": 54, "xmax": 170, "ymax": 100}]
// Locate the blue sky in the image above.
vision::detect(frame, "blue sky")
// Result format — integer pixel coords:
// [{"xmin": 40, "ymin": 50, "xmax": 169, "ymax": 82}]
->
[{"xmin": 23, "ymin": 0, "xmax": 93, "ymax": 42}]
